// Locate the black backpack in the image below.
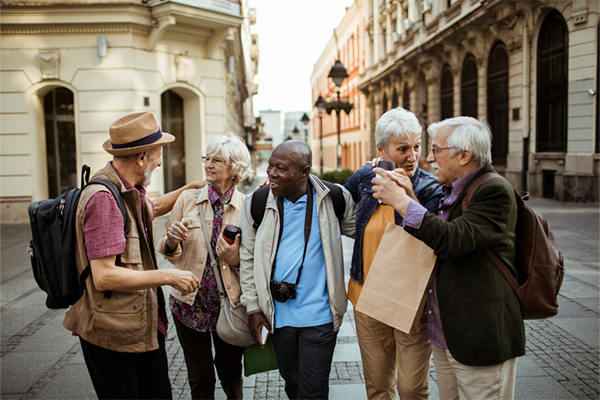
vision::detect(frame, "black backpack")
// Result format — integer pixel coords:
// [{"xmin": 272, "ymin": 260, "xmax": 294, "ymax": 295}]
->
[
  {"xmin": 27, "ymin": 165, "xmax": 126, "ymax": 309},
  {"xmin": 250, "ymin": 179, "xmax": 345, "ymax": 230}
]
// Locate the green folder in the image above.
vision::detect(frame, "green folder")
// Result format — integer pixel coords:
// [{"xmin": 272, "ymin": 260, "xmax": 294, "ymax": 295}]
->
[{"xmin": 243, "ymin": 336, "xmax": 278, "ymax": 377}]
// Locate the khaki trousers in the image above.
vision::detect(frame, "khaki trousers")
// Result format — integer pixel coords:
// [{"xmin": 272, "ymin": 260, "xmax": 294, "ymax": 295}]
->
[
  {"xmin": 354, "ymin": 309, "xmax": 432, "ymax": 400},
  {"xmin": 432, "ymin": 345, "xmax": 517, "ymax": 400}
]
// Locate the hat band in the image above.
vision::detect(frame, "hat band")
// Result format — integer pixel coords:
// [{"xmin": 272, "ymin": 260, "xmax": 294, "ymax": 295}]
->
[{"xmin": 111, "ymin": 129, "xmax": 163, "ymax": 149}]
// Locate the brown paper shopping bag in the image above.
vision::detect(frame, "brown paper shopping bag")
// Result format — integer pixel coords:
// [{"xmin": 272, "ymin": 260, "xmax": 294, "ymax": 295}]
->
[{"xmin": 356, "ymin": 222, "xmax": 437, "ymax": 334}]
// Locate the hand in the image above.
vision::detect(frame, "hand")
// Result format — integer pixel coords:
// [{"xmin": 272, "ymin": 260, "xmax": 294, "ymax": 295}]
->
[
  {"xmin": 166, "ymin": 269, "xmax": 200, "ymax": 296},
  {"xmin": 258, "ymin": 178, "xmax": 270, "ymax": 188},
  {"xmin": 166, "ymin": 219, "xmax": 189, "ymax": 252},
  {"xmin": 216, "ymin": 233, "xmax": 240, "ymax": 267},
  {"xmin": 366, "ymin": 156, "xmax": 383, "ymax": 166},
  {"xmin": 388, "ymin": 168, "xmax": 417, "ymax": 200},
  {"xmin": 248, "ymin": 312, "xmax": 270, "ymax": 348},
  {"xmin": 371, "ymin": 167, "xmax": 411, "ymax": 216}
]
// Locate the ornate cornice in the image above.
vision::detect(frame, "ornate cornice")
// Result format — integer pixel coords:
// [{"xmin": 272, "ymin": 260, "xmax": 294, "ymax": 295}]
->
[{"xmin": 1, "ymin": 25, "xmax": 149, "ymax": 35}]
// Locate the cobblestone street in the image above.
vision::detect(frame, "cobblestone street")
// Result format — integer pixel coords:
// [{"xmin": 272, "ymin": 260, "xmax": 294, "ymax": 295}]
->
[{"xmin": 1, "ymin": 198, "xmax": 598, "ymax": 399}]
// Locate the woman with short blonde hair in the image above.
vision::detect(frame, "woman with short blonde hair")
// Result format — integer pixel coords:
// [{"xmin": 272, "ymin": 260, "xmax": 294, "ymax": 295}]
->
[{"xmin": 158, "ymin": 133, "xmax": 252, "ymax": 399}]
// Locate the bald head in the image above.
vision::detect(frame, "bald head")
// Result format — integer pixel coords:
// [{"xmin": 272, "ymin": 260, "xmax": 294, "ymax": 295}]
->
[
  {"xmin": 273, "ymin": 140, "xmax": 312, "ymax": 170},
  {"xmin": 267, "ymin": 140, "xmax": 313, "ymax": 203}
]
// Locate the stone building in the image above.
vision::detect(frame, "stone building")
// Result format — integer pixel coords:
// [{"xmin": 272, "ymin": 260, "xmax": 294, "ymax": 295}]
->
[
  {"xmin": 310, "ymin": 0, "xmax": 368, "ymax": 174},
  {"xmin": 1, "ymin": 0, "xmax": 259, "ymax": 222},
  {"xmin": 358, "ymin": 0, "xmax": 598, "ymax": 201}
]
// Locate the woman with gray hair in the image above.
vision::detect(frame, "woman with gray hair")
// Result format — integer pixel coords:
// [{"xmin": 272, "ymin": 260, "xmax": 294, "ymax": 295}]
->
[
  {"xmin": 344, "ymin": 107, "xmax": 444, "ymax": 400},
  {"xmin": 158, "ymin": 133, "xmax": 252, "ymax": 399}
]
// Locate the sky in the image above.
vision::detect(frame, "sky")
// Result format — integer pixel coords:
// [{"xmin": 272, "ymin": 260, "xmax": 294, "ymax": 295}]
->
[{"xmin": 249, "ymin": 0, "xmax": 355, "ymax": 115}]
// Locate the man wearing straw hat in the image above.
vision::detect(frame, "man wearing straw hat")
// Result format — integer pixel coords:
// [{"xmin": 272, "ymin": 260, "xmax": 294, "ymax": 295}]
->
[{"xmin": 63, "ymin": 112, "xmax": 201, "ymax": 399}]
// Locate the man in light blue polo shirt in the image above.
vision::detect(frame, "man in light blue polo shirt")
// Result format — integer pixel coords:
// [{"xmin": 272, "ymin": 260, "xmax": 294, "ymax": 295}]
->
[{"xmin": 239, "ymin": 141, "xmax": 356, "ymax": 399}]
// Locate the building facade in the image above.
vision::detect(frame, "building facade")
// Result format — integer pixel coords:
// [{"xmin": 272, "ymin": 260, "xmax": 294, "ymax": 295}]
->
[
  {"xmin": 359, "ymin": 0, "xmax": 598, "ymax": 201},
  {"xmin": 1, "ymin": 0, "xmax": 259, "ymax": 222},
  {"xmin": 310, "ymin": 0, "xmax": 369, "ymax": 175},
  {"xmin": 259, "ymin": 109, "xmax": 285, "ymax": 146}
]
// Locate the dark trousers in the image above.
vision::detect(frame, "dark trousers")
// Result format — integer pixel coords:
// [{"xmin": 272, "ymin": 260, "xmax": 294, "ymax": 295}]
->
[
  {"xmin": 173, "ymin": 316, "xmax": 244, "ymax": 400},
  {"xmin": 271, "ymin": 322, "xmax": 337, "ymax": 400},
  {"xmin": 79, "ymin": 332, "xmax": 172, "ymax": 399}
]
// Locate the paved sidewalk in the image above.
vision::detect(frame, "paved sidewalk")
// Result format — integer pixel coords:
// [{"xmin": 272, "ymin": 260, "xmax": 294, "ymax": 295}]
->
[{"xmin": 1, "ymin": 195, "xmax": 598, "ymax": 399}]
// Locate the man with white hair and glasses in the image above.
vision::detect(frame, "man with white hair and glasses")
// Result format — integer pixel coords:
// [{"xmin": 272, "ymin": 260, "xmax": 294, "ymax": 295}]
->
[{"xmin": 372, "ymin": 116, "xmax": 526, "ymax": 399}]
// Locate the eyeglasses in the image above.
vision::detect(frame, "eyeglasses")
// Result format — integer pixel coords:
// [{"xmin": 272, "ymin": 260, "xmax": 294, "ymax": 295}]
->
[
  {"xmin": 430, "ymin": 147, "xmax": 455, "ymax": 160},
  {"xmin": 201, "ymin": 156, "xmax": 226, "ymax": 165}
]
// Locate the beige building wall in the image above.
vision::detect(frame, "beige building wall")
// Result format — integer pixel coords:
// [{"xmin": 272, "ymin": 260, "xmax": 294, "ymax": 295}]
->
[{"xmin": 1, "ymin": 0, "xmax": 259, "ymax": 222}]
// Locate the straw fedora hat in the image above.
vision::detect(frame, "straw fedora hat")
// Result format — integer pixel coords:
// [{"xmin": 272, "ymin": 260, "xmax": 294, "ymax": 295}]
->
[{"xmin": 102, "ymin": 112, "xmax": 175, "ymax": 156}]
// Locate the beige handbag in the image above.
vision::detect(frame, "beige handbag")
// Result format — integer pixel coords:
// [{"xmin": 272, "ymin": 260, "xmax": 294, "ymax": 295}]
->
[{"xmin": 197, "ymin": 197, "xmax": 255, "ymax": 347}]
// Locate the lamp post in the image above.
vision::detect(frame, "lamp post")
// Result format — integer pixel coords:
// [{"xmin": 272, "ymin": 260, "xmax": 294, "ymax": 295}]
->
[
  {"xmin": 314, "ymin": 95, "xmax": 325, "ymax": 176},
  {"xmin": 328, "ymin": 59, "xmax": 349, "ymax": 170},
  {"xmin": 300, "ymin": 113, "xmax": 309, "ymax": 143}
]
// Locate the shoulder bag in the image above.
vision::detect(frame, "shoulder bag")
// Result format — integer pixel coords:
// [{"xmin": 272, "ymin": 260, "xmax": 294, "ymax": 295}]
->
[{"xmin": 197, "ymin": 195, "xmax": 255, "ymax": 347}]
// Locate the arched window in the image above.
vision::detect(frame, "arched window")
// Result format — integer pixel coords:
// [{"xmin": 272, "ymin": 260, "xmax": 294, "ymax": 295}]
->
[
  {"xmin": 536, "ymin": 10, "xmax": 568, "ymax": 152},
  {"xmin": 441, "ymin": 65, "xmax": 454, "ymax": 120},
  {"xmin": 391, "ymin": 88, "xmax": 399, "ymax": 109},
  {"xmin": 382, "ymin": 93, "xmax": 388, "ymax": 115},
  {"xmin": 487, "ymin": 43, "xmax": 509, "ymax": 165},
  {"xmin": 161, "ymin": 90, "xmax": 186, "ymax": 192},
  {"xmin": 44, "ymin": 88, "xmax": 76, "ymax": 198},
  {"xmin": 461, "ymin": 55, "xmax": 478, "ymax": 118},
  {"xmin": 402, "ymin": 83, "xmax": 410, "ymax": 110}
]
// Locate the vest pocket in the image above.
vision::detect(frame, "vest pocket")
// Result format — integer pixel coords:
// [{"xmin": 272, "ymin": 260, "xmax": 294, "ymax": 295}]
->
[
  {"xmin": 120, "ymin": 231, "xmax": 142, "ymax": 265},
  {"xmin": 88, "ymin": 291, "xmax": 147, "ymax": 345}
]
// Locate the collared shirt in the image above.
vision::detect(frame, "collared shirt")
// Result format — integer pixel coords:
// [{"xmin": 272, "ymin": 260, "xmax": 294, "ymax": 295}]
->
[
  {"xmin": 404, "ymin": 164, "xmax": 485, "ymax": 348},
  {"xmin": 273, "ymin": 188, "xmax": 332, "ymax": 329}
]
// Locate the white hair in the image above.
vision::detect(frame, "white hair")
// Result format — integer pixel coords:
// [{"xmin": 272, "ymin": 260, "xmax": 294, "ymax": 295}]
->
[
  {"xmin": 204, "ymin": 133, "xmax": 253, "ymax": 185},
  {"xmin": 374, "ymin": 107, "xmax": 422, "ymax": 151},
  {"xmin": 427, "ymin": 117, "xmax": 492, "ymax": 165}
]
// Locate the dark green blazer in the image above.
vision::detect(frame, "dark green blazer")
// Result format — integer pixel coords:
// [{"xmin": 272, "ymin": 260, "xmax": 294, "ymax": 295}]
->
[{"xmin": 406, "ymin": 164, "xmax": 526, "ymax": 366}]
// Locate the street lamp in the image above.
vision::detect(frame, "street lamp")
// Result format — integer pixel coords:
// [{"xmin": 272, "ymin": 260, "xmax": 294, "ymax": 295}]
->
[
  {"xmin": 328, "ymin": 59, "xmax": 349, "ymax": 170},
  {"xmin": 314, "ymin": 95, "xmax": 325, "ymax": 176},
  {"xmin": 301, "ymin": 113, "xmax": 309, "ymax": 143}
]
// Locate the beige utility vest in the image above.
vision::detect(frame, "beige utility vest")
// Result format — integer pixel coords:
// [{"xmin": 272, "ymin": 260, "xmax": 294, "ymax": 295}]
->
[{"xmin": 63, "ymin": 163, "xmax": 161, "ymax": 353}]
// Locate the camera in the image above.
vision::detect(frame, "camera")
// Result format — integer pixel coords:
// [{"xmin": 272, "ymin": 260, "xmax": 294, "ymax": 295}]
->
[
  {"xmin": 270, "ymin": 281, "xmax": 297, "ymax": 303},
  {"xmin": 377, "ymin": 160, "xmax": 397, "ymax": 170},
  {"xmin": 223, "ymin": 225, "xmax": 241, "ymax": 245}
]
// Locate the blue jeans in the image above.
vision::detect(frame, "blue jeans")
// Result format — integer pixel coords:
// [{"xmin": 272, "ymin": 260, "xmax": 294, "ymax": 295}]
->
[{"xmin": 272, "ymin": 322, "xmax": 337, "ymax": 399}]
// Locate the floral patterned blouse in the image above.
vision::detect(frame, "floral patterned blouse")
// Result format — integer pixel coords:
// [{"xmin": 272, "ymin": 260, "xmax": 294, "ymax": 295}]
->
[{"xmin": 169, "ymin": 184, "xmax": 234, "ymax": 332}]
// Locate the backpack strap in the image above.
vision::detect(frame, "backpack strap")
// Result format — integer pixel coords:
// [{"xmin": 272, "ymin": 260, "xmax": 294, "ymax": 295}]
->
[
  {"xmin": 460, "ymin": 172, "xmax": 520, "ymax": 290},
  {"xmin": 250, "ymin": 185, "xmax": 271, "ymax": 231},
  {"xmin": 321, "ymin": 181, "xmax": 345, "ymax": 225},
  {"xmin": 250, "ymin": 180, "xmax": 346, "ymax": 231},
  {"xmin": 461, "ymin": 172, "xmax": 503, "ymax": 213},
  {"xmin": 79, "ymin": 169, "xmax": 128, "ymax": 297}
]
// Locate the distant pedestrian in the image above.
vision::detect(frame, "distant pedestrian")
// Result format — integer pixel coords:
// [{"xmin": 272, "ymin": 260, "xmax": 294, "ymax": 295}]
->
[
  {"xmin": 157, "ymin": 133, "xmax": 253, "ymax": 399},
  {"xmin": 239, "ymin": 141, "xmax": 356, "ymax": 399},
  {"xmin": 63, "ymin": 112, "xmax": 202, "ymax": 399},
  {"xmin": 372, "ymin": 116, "xmax": 526, "ymax": 399},
  {"xmin": 344, "ymin": 107, "xmax": 444, "ymax": 399}
]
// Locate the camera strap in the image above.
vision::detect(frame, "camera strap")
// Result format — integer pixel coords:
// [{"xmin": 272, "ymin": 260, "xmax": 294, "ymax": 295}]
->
[{"xmin": 271, "ymin": 181, "xmax": 313, "ymax": 288}]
